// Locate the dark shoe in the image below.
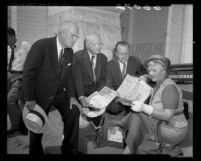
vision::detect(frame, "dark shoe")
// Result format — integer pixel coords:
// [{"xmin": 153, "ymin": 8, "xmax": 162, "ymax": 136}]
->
[
  {"xmin": 19, "ymin": 127, "xmax": 28, "ymax": 135},
  {"xmin": 7, "ymin": 128, "xmax": 19, "ymax": 136},
  {"xmin": 72, "ymin": 151, "xmax": 83, "ymax": 155}
]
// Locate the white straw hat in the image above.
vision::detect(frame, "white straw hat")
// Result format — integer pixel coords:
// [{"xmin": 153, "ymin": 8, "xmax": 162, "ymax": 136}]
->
[{"xmin": 22, "ymin": 104, "xmax": 52, "ymax": 134}]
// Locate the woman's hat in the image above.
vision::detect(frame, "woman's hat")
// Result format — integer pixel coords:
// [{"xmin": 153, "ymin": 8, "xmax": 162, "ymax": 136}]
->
[
  {"xmin": 22, "ymin": 104, "xmax": 52, "ymax": 134},
  {"xmin": 144, "ymin": 55, "xmax": 171, "ymax": 70}
]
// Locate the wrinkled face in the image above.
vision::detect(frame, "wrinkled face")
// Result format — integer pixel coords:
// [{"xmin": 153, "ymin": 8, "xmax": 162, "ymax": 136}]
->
[
  {"xmin": 8, "ymin": 34, "xmax": 17, "ymax": 48},
  {"xmin": 86, "ymin": 36, "xmax": 103, "ymax": 55},
  {"xmin": 59, "ymin": 24, "xmax": 79, "ymax": 48},
  {"xmin": 147, "ymin": 61, "xmax": 166, "ymax": 82},
  {"xmin": 115, "ymin": 44, "xmax": 130, "ymax": 63}
]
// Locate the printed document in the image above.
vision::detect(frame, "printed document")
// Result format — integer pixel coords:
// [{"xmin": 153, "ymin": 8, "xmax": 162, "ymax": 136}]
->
[
  {"xmin": 117, "ymin": 74, "xmax": 153, "ymax": 103},
  {"xmin": 86, "ymin": 86, "xmax": 117, "ymax": 109}
]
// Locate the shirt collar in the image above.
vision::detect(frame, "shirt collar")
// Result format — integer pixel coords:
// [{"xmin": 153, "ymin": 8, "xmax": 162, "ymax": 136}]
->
[
  {"xmin": 118, "ymin": 59, "xmax": 127, "ymax": 65},
  {"xmin": 56, "ymin": 36, "xmax": 63, "ymax": 53},
  {"xmin": 88, "ymin": 51, "xmax": 97, "ymax": 60}
]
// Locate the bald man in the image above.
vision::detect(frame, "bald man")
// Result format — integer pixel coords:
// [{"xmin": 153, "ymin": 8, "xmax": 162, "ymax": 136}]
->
[
  {"xmin": 22, "ymin": 20, "xmax": 81, "ymax": 154},
  {"xmin": 73, "ymin": 33, "xmax": 107, "ymax": 129}
]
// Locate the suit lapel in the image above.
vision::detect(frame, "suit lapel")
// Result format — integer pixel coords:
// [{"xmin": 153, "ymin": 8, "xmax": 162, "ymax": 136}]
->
[
  {"xmin": 82, "ymin": 50, "xmax": 93, "ymax": 80},
  {"xmin": 126, "ymin": 56, "xmax": 133, "ymax": 75},
  {"xmin": 95, "ymin": 54, "xmax": 100, "ymax": 81},
  {"xmin": 114, "ymin": 57, "xmax": 124, "ymax": 81},
  {"xmin": 49, "ymin": 37, "xmax": 59, "ymax": 77}
]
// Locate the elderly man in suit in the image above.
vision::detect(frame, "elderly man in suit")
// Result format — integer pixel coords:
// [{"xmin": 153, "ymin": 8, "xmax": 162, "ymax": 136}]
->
[
  {"xmin": 73, "ymin": 33, "xmax": 108, "ymax": 129},
  {"xmin": 22, "ymin": 20, "xmax": 81, "ymax": 154},
  {"xmin": 106, "ymin": 41, "xmax": 146, "ymax": 116}
]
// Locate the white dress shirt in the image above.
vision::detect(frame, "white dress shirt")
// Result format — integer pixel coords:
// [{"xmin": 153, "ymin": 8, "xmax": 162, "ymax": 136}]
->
[
  {"xmin": 56, "ymin": 36, "xmax": 64, "ymax": 62},
  {"xmin": 8, "ymin": 44, "xmax": 29, "ymax": 71},
  {"xmin": 118, "ymin": 60, "xmax": 127, "ymax": 74},
  {"xmin": 88, "ymin": 52, "xmax": 97, "ymax": 69}
]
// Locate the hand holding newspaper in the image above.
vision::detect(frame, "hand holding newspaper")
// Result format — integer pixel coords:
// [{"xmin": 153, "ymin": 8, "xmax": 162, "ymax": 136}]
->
[
  {"xmin": 86, "ymin": 86, "xmax": 117, "ymax": 109},
  {"xmin": 83, "ymin": 86, "xmax": 117, "ymax": 118},
  {"xmin": 117, "ymin": 74, "xmax": 153, "ymax": 104}
]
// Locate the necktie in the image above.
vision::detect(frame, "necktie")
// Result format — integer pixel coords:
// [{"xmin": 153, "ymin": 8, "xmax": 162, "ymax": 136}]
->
[
  {"xmin": 59, "ymin": 48, "xmax": 64, "ymax": 72},
  {"xmin": 8, "ymin": 45, "xmax": 16, "ymax": 71},
  {"xmin": 91, "ymin": 55, "xmax": 96, "ymax": 82},
  {"xmin": 122, "ymin": 62, "xmax": 126, "ymax": 78}
]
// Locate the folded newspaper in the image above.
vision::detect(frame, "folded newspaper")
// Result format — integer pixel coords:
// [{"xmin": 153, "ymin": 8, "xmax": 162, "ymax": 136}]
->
[
  {"xmin": 117, "ymin": 74, "xmax": 153, "ymax": 103},
  {"xmin": 86, "ymin": 86, "xmax": 117, "ymax": 109}
]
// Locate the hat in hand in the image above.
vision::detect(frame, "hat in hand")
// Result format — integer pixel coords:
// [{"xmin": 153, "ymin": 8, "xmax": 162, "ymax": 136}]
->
[
  {"xmin": 22, "ymin": 104, "xmax": 52, "ymax": 134},
  {"xmin": 82, "ymin": 106, "xmax": 106, "ymax": 118}
]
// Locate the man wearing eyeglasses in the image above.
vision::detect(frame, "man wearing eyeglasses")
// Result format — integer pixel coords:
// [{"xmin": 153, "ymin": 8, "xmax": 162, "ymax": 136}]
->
[
  {"xmin": 106, "ymin": 41, "xmax": 146, "ymax": 116},
  {"xmin": 22, "ymin": 20, "xmax": 81, "ymax": 154},
  {"xmin": 73, "ymin": 33, "xmax": 107, "ymax": 130}
]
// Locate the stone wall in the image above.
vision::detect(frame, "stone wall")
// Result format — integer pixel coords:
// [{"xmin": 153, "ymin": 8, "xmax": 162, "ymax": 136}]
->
[
  {"xmin": 9, "ymin": 6, "xmax": 47, "ymax": 46},
  {"xmin": 121, "ymin": 7, "xmax": 169, "ymax": 63},
  {"xmin": 47, "ymin": 7, "xmax": 122, "ymax": 61}
]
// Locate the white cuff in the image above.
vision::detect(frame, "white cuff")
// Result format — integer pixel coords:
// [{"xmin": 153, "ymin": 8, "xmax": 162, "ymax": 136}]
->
[
  {"xmin": 143, "ymin": 104, "xmax": 153, "ymax": 115},
  {"xmin": 78, "ymin": 96, "xmax": 85, "ymax": 101}
]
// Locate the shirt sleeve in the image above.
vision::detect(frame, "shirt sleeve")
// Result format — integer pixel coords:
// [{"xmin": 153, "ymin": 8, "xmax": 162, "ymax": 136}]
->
[{"xmin": 161, "ymin": 84, "xmax": 179, "ymax": 110}]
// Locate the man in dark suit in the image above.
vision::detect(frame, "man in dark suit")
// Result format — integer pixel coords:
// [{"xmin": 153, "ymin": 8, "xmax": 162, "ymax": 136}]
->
[
  {"xmin": 73, "ymin": 33, "xmax": 107, "ymax": 129},
  {"xmin": 22, "ymin": 20, "xmax": 81, "ymax": 154},
  {"xmin": 106, "ymin": 41, "xmax": 146, "ymax": 115}
]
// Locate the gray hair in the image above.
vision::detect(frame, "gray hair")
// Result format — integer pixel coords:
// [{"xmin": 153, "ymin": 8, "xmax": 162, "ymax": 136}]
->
[
  {"xmin": 58, "ymin": 20, "xmax": 78, "ymax": 33},
  {"xmin": 85, "ymin": 33, "xmax": 101, "ymax": 43}
]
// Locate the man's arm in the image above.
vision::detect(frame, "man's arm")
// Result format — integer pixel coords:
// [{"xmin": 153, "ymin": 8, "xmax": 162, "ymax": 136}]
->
[
  {"xmin": 134, "ymin": 57, "xmax": 147, "ymax": 76},
  {"xmin": 22, "ymin": 40, "xmax": 45, "ymax": 102},
  {"xmin": 72, "ymin": 53, "xmax": 84, "ymax": 98},
  {"xmin": 97, "ymin": 55, "xmax": 107, "ymax": 91},
  {"xmin": 105, "ymin": 62, "xmax": 115, "ymax": 90}
]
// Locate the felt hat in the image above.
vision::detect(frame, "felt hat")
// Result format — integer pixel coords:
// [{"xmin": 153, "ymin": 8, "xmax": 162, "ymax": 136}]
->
[{"xmin": 144, "ymin": 55, "xmax": 171, "ymax": 70}]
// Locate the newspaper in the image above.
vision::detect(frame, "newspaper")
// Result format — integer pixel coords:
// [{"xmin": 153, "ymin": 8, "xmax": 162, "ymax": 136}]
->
[
  {"xmin": 86, "ymin": 86, "xmax": 117, "ymax": 109},
  {"xmin": 117, "ymin": 74, "xmax": 153, "ymax": 103},
  {"xmin": 107, "ymin": 126, "xmax": 123, "ymax": 143}
]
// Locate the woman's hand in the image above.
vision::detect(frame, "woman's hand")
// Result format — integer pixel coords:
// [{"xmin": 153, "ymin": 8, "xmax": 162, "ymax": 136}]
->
[
  {"xmin": 131, "ymin": 101, "xmax": 144, "ymax": 112},
  {"xmin": 131, "ymin": 101, "xmax": 153, "ymax": 115}
]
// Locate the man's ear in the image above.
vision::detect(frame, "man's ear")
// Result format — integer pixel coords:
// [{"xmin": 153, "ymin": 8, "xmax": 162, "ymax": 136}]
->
[{"xmin": 114, "ymin": 52, "xmax": 118, "ymax": 58}]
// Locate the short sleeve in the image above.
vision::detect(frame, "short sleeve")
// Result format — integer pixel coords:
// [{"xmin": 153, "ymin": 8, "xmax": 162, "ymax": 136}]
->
[{"xmin": 161, "ymin": 84, "xmax": 179, "ymax": 110}]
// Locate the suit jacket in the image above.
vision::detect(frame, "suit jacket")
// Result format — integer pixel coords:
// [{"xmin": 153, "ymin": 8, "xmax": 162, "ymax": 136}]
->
[
  {"xmin": 73, "ymin": 49, "xmax": 107, "ymax": 97},
  {"xmin": 22, "ymin": 37, "xmax": 75, "ymax": 111},
  {"xmin": 106, "ymin": 55, "xmax": 146, "ymax": 90}
]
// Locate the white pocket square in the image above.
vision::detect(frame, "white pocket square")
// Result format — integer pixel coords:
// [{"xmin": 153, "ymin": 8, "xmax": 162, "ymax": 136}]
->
[{"xmin": 67, "ymin": 63, "xmax": 71, "ymax": 67}]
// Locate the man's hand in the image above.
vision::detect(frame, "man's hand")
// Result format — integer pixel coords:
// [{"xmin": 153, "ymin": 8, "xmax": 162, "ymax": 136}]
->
[
  {"xmin": 25, "ymin": 100, "xmax": 36, "ymax": 111},
  {"xmin": 88, "ymin": 104, "xmax": 100, "ymax": 111},
  {"xmin": 79, "ymin": 96, "xmax": 89, "ymax": 108},
  {"xmin": 70, "ymin": 97, "xmax": 82, "ymax": 111}
]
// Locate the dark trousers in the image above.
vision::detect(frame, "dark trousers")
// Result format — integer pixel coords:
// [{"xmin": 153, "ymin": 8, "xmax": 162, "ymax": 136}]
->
[
  {"xmin": 106, "ymin": 101, "xmax": 130, "ymax": 116},
  {"xmin": 118, "ymin": 112, "xmax": 144, "ymax": 153},
  {"xmin": 29, "ymin": 92, "xmax": 80, "ymax": 154},
  {"xmin": 7, "ymin": 72, "xmax": 22, "ymax": 130}
]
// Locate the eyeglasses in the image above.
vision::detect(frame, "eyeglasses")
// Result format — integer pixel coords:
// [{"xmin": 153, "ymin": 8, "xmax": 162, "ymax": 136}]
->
[
  {"xmin": 116, "ymin": 52, "xmax": 130, "ymax": 56},
  {"xmin": 89, "ymin": 42, "xmax": 104, "ymax": 47},
  {"xmin": 71, "ymin": 33, "xmax": 79, "ymax": 40},
  {"xmin": 64, "ymin": 30, "xmax": 80, "ymax": 40}
]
